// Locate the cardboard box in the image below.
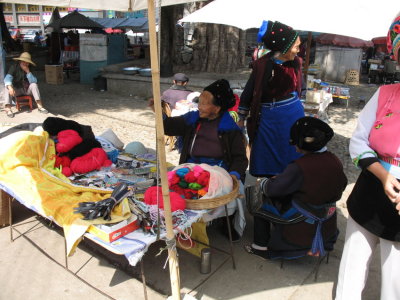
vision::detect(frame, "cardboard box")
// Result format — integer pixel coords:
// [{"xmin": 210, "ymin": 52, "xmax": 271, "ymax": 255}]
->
[
  {"xmin": 88, "ymin": 215, "xmax": 139, "ymax": 243},
  {"xmin": 45, "ymin": 64, "xmax": 63, "ymax": 85}
]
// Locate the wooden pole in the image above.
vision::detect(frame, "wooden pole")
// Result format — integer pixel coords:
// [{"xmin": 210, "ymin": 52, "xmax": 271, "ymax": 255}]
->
[
  {"xmin": 303, "ymin": 31, "xmax": 312, "ymax": 80},
  {"xmin": 147, "ymin": 1, "xmax": 181, "ymax": 299}
]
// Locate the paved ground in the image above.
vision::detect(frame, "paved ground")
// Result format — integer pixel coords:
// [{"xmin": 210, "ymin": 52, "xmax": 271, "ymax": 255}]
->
[{"xmin": 0, "ymin": 70, "xmax": 381, "ymax": 300}]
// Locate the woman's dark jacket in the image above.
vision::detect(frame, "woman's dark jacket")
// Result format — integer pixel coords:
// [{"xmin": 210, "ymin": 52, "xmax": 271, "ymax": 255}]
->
[
  {"xmin": 263, "ymin": 151, "xmax": 347, "ymax": 249},
  {"xmin": 240, "ymin": 53, "xmax": 303, "ymax": 143},
  {"xmin": 163, "ymin": 111, "xmax": 248, "ymax": 180}
]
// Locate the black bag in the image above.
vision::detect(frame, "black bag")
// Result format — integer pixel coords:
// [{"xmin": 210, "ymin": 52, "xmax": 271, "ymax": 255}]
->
[{"xmin": 245, "ymin": 179, "xmax": 264, "ymax": 215}]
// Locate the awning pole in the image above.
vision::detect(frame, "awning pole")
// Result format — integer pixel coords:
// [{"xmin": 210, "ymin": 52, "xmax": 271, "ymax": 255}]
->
[{"xmin": 147, "ymin": 1, "xmax": 181, "ymax": 299}]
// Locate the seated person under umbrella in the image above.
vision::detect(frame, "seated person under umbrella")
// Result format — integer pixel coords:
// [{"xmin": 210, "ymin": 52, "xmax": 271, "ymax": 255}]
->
[
  {"xmin": 245, "ymin": 117, "xmax": 347, "ymax": 259},
  {"xmin": 150, "ymin": 79, "xmax": 249, "ymax": 240}
]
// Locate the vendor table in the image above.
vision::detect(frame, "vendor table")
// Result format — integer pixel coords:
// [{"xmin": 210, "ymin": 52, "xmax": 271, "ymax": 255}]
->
[
  {"xmin": 303, "ymin": 92, "xmax": 333, "ymax": 121},
  {"xmin": 2, "ymin": 184, "xmax": 237, "ymax": 299},
  {"xmin": 332, "ymin": 94, "xmax": 351, "ymax": 109}
]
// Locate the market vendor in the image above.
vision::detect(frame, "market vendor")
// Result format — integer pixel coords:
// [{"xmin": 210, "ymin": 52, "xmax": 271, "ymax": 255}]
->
[
  {"xmin": 3, "ymin": 52, "xmax": 48, "ymax": 118},
  {"xmin": 149, "ymin": 79, "xmax": 248, "ymax": 240}
]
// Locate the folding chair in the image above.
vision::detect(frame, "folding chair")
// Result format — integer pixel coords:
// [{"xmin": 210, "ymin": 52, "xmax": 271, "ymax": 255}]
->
[{"xmin": 246, "ymin": 185, "xmax": 337, "ymax": 281}]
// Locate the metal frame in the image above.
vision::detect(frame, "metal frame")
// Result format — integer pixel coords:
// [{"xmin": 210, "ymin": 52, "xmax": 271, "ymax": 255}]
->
[
  {"xmin": 7, "ymin": 194, "xmax": 148, "ymax": 300},
  {"xmin": 6, "ymin": 191, "xmax": 237, "ymax": 297}
]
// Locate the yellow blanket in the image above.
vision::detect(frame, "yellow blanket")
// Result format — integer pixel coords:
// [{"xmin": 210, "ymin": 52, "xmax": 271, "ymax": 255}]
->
[{"xmin": 0, "ymin": 128, "xmax": 131, "ymax": 255}]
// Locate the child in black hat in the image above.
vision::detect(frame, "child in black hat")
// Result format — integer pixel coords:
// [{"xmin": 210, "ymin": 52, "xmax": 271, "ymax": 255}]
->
[{"xmin": 245, "ymin": 117, "xmax": 347, "ymax": 260}]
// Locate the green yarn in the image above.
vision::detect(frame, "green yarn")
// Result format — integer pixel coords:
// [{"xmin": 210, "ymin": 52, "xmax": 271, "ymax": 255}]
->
[
  {"xmin": 178, "ymin": 181, "xmax": 188, "ymax": 188},
  {"xmin": 188, "ymin": 182, "xmax": 202, "ymax": 190}
]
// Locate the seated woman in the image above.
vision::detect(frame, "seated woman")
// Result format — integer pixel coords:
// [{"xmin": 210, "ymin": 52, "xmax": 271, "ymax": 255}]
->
[
  {"xmin": 245, "ymin": 117, "xmax": 347, "ymax": 259},
  {"xmin": 150, "ymin": 79, "xmax": 249, "ymax": 239}
]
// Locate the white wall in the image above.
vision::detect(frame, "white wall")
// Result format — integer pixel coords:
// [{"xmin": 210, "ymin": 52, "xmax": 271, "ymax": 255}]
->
[{"xmin": 314, "ymin": 45, "xmax": 362, "ymax": 83}]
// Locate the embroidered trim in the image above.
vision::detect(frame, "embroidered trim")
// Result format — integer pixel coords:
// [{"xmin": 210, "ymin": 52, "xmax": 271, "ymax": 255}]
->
[{"xmin": 353, "ymin": 151, "xmax": 377, "ymax": 167}]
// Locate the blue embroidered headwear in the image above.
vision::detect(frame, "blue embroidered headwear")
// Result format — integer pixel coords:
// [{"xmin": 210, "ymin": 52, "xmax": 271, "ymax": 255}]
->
[
  {"xmin": 387, "ymin": 12, "xmax": 400, "ymax": 63},
  {"xmin": 257, "ymin": 20, "xmax": 271, "ymax": 43},
  {"xmin": 261, "ymin": 21, "xmax": 298, "ymax": 54}
]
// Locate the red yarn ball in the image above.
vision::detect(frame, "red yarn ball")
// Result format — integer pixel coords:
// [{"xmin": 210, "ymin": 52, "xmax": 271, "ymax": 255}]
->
[
  {"xmin": 70, "ymin": 148, "xmax": 111, "ymax": 174},
  {"xmin": 144, "ymin": 186, "xmax": 186, "ymax": 211},
  {"xmin": 184, "ymin": 171, "xmax": 197, "ymax": 183},
  {"xmin": 56, "ymin": 130, "xmax": 83, "ymax": 153}
]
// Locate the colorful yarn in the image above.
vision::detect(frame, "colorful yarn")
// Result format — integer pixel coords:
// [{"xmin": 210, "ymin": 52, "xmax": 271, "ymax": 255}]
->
[
  {"xmin": 178, "ymin": 181, "xmax": 188, "ymax": 188},
  {"xmin": 170, "ymin": 184, "xmax": 185, "ymax": 196},
  {"xmin": 188, "ymin": 182, "xmax": 202, "ymax": 190},
  {"xmin": 168, "ymin": 174, "xmax": 180, "ymax": 186},
  {"xmin": 176, "ymin": 167, "xmax": 190, "ymax": 178},
  {"xmin": 144, "ymin": 186, "xmax": 186, "ymax": 212},
  {"xmin": 167, "ymin": 165, "xmax": 211, "ymax": 199},
  {"xmin": 197, "ymin": 171, "xmax": 210, "ymax": 186},
  {"xmin": 193, "ymin": 165, "xmax": 204, "ymax": 177},
  {"xmin": 184, "ymin": 171, "xmax": 197, "ymax": 183},
  {"xmin": 198, "ymin": 189, "xmax": 207, "ymax": 197},
  {"xmin": 70, "ymin": 148, "xmax": 112, "ymax": 174},
  {"xmin": 56, "ymin": 129, "xmax": 83, "ymax": 153}
]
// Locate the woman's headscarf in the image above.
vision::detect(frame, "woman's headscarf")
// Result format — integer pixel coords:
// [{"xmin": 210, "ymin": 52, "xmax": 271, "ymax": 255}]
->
[
  {"xmin": 203, "ymin": 79, "xmax": 235, "ymax": 112},
  {"xmin": 387, "ymin": 13, "xmax": 400, "ymax": 63}
]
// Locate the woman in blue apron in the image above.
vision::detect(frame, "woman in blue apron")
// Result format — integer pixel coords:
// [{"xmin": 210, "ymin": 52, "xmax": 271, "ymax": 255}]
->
[{"xmin": 239, "ymin": 20, "xmax": 304, "ymax": 177}]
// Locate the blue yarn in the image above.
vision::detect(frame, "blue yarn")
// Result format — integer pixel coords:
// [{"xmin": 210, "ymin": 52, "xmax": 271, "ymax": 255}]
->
[
  {"xmin": 176, "ymin": 167, "xmax": 190, "ymax": 178},
  {"xmin": 107, "ymin": 149, "xmax": 120, "ymax": 164}
]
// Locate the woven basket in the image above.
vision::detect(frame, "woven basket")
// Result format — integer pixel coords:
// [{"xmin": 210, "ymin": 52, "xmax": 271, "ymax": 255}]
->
[
  {"xmin": 0, "ymin": 190, "xmax": 11, "ymax": 227},
  {"xmin": 344, "ymin": 69, "xmax": 359, "ymax": 86},
  {"xmin": 185, "ymin": 177, "xmax": 239, "ymax": 210}
]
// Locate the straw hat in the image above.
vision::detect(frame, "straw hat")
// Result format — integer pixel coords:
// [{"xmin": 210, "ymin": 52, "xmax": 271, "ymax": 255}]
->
[{"xmin": 13, "ymin": 52, "xmax": 36, "ymax": 66}]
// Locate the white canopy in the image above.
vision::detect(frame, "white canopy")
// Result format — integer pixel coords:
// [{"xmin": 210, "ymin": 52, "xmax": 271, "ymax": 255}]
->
[{"xmin": 179, "ymin": 0, "xmax": 400, "ymax": 41}]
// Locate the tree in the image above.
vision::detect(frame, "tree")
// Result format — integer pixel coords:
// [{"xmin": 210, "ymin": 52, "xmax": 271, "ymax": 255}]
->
[{"xmin": 159, "ymin": 1, "xmax": 247, "ymax": 75}]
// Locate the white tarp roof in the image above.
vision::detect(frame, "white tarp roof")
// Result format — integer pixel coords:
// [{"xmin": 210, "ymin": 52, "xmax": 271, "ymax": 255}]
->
[
  {"xmin": 179, "ymin": 0, "xmax": 400, "ymax": 41},
  {"xmin": 0, "ymin": 0, "xmax": 199, "ymax": 12}
]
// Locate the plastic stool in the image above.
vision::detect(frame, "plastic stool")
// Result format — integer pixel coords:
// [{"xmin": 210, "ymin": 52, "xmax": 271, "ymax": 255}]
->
[{"xmin": 15, "ymin": 95, "xmax": 33, "ymax": 111}]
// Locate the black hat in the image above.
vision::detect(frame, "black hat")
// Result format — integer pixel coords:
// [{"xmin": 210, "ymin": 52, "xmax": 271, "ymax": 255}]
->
[
  {"xmin": 289, "ymin": 117, "xmax": 334, "ymax": 152},
  {"xmin": 262, "ymin": 21, "xmax": 298, "ymax": 54},
  {"xmin": 173, "ymin": 73, "xmax": 189, "ymax": 82},
  {"xmin": 203, "ymin": 79, "xmax": 235, "ymax": 112}
]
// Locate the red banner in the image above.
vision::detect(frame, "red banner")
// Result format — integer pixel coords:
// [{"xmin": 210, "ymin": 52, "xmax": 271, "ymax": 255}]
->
[
  {"xmin": 4, "ymin": 15, "xmax": 14, "ymax": 23},
  {"xmin": 18, "ymin": 14, "xmax": 40, "ymax": 24}
]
